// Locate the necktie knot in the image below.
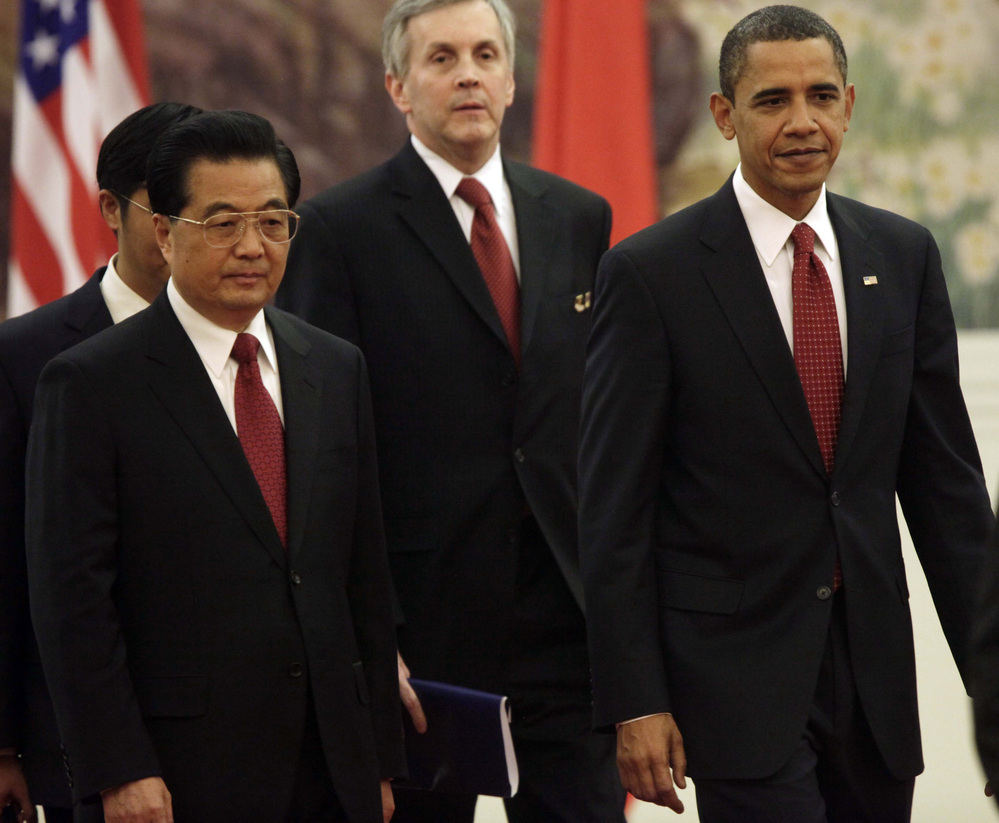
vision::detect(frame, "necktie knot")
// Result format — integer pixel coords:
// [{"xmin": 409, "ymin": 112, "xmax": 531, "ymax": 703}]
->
[
  {"xmin": 791, "ymin": 222, "xmax": 816, "ymax": 257},
  {"xmin": 231, "ymin": 332, "xmax": 260, "ymax": 365},
  {"xmin": 456, "ymin": 177, "xmax": 492, "ymax": 211}
]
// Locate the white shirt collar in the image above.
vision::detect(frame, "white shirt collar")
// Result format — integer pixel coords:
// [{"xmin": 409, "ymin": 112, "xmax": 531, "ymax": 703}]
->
[
  {"xmin": 166, "ymin": 278, "xmax": 277, "ymax": 377},
  {"xmin": 732, "ymin": 164, "xmax": 838, "ymax": 265},
  {"xmin": 411, "ymin": 135, "xmax": 506, "ymax": 205},
  {"xmin": 99, "ymin": 254, "xmax": 152, "ymax": 324}
]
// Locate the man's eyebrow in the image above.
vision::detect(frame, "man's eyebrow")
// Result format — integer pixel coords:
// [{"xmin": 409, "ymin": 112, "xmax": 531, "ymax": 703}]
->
[
  {"xmin": 748, "ymin": 82, "xmax": 840, "ymax": 102},
  {"xmin": 201, "ymin": 197, "xmax": 288, "ymax": 216}
]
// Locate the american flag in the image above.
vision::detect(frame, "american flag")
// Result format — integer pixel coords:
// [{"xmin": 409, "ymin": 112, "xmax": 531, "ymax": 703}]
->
[{"xmin": 8, "ymin": 0, "xmax": 149, "ymax": 318}]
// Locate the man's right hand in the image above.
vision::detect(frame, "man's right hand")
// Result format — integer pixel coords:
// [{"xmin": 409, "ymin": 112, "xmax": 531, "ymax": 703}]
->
[
  {"xmin": 0, "ymin": 753, "xmax": 35, "ymax": 822},
  {"xmin": 100, "ymin": 776, "xmax": 172, "ymax": 823},
  {"xmin": 616, "ymin": 713, "xmax": 687, "ymax": 813},
  {"xmin": 397, "ymin": 652, "xmax": 427, "ymax": 734}
]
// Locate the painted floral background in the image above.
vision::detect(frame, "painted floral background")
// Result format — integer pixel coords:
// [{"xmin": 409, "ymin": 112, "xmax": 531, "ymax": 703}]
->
[{"xmin": 1, "ymin": 0, "xmax": 999, "ymax": 325}]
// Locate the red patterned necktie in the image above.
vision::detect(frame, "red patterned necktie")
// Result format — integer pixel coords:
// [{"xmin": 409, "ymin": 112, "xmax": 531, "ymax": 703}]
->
[
  {"xmin": 456, "ymin": 177, "xmax": 521, "ymax": 366},
  {"xmin": 791, "ymin": 222, "xmax": 844, "ymax": 590},
  {"xmin": 232, "ymin": 332, "xmax": 288, "ymax": 549}
]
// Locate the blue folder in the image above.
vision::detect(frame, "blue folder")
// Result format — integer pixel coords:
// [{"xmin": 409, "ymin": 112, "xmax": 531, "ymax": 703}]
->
[{"xmin": 399, "ymin": 678, "xmax": 519, "ymax": 797}]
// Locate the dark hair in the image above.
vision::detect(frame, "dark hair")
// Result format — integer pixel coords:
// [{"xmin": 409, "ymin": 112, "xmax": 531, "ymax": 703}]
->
[
  {"xmin": 96, "ymin": 102, "xmax": 202, "ymax": 216},
  {"xmin": 146, "ymin": 110, "xmax": 301, "ymax": 217},
  {"xmin": 719, "ymin": 5, "xmax": 848, "ymax": 103}
]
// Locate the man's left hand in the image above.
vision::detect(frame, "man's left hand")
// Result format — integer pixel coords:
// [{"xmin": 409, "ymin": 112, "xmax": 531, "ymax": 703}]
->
[{"xmin": 380, "ymin": 779, "xmax": 394, "ymax": 822}]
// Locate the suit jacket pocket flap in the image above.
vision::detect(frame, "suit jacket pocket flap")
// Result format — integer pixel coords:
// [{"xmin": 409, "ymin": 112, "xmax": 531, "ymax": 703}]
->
[
  {"xmin": 133, "ymin": 676, "xmax": 209, "ymax": 718},
  {"xmin": 662, "ymin": 570, "xmax": 744, "ymax": 615}
]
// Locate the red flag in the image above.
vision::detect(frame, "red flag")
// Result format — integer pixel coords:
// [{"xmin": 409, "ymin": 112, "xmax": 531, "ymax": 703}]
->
[
  {"xmin": 8, "ymin": 0, "xmax": 150, "ymax": 318},
  {"xmin": 533, "ymin": 0, "xmax": 658, "ymax": 246}
]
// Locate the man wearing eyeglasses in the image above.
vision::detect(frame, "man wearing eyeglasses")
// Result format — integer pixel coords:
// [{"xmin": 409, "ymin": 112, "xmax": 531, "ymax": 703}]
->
[
  {"xmin": 24, "ymin": 110, "xmax": 404, "ymax": 823},
  {"xmin": 0, "ymin": 102, "xmax": 201, "ymax": 823}
]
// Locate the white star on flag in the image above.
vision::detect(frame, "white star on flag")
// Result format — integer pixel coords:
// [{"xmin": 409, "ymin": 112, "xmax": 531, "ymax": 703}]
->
[{"xmin": 26, "ymin": 28, "xmax": 59, "ymax": 70}]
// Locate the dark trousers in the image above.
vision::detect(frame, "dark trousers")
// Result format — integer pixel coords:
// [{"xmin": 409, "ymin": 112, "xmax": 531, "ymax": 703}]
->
[
  {"xmin": 285, "ymin": 698, "xmax": 347, "ymax": 823},
  {"xmin": 694, "ymin": 592, "xmax": 915, "ymax": 823},
  {"xmin": 393, "ymin": 515, "xmax": 626, "ymax": 823}
]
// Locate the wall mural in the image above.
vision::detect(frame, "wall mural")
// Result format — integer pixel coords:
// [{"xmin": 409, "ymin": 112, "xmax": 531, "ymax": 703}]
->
[{"xmin": 1, "ymin": 0, "xmax": 998, "ymax": 326}]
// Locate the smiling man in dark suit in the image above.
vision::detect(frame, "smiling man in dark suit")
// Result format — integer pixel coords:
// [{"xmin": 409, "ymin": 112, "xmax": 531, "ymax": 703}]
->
[
  {"xmin": 276, "ymin": 0, "xmax": 622, "ymax": 820},
  {"xmin": 0, "ymin": 102, "xmax": 201, "ymax": 823},
  {"xmin": 579, "ymin": 6, "xmax": 994, "ymax": 822},
  {"xmin": 25, "ymin": 110, "xmax": 403, "ymax": 823}
]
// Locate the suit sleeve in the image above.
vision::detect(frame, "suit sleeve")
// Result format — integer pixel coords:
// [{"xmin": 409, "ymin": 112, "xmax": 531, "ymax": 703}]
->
[
  {"xmin": 348, "ymin": 351, "xmax": 406, "ymax": 778},
  {"xmin": 278, "ymin": 200, "xmax": 361, "ymax": 344},
  {"xmin": 25, "ymin": 356, "xmax": 161, "ymax": 802},
  {"xmin": 895, "ymin": 229, "xmax": 996, "ymax": 689},
  {"xmin": 974, "ymin": 516, "xmax": 999, "ymax": 788},
  {"xmin": 0, "ymin": 354, "xmax": 28, "ymax": 751},
  {"xmin": 578, "ymin": 245, "xmax": 672, "ymax": 730}
]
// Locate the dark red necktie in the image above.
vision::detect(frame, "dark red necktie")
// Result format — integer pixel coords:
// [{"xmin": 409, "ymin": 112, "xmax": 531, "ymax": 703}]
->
[
  {"xmin": 791, "ymin": 223, "xmax": 844, "ymax": 590},
  {"xmin": 232, "ymin": 332, "xmax": 287, "ymax": 549},
  {"xmin": 456, "ymin": 177, "xmax": 521, "ymax": 366}
]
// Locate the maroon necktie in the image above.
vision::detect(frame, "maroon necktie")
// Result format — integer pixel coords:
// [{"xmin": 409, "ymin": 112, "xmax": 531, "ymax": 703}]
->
[
  {"xmin": 791, "ymin": 223, "xmax": 844, "ymax": 590},
  {"xmin": 232, "ymin": 332, "xmax": 288, "ymax": 549},
  {"xmin": 456, "ymin": 177, "xmax": 521, "ymax": 366}
]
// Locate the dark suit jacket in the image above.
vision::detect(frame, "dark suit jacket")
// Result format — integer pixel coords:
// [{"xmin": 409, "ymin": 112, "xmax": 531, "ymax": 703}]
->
[
  {"xmin": 973, "ymin": 513, "xmax": 999, "ymax": 792},
  {"xmin": 25, "ymin": 293, "xmax": 404, "ymax": 822},
  {"xmin": 579, "ymin": 178, "xmax": 994, "ymax": 781},
  {"xmin": 277, "ymin": 141, "xmax": 611, "ymax": 696},
  {"xmin": 0, "ymin": 270, "xmax": 112, "ymax": 808}
]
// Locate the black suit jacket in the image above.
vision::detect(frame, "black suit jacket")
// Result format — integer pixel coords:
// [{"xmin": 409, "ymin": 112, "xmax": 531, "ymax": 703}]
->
[
  {"xmin": 277, "ymin": 142, "xmax": 611, "ymax": 695},
  {"xmin": 25, "ymin": 294, "xmax": 404, "ymax": 822},
  {"xmin": 0, "ymin": 270, "xmax": 112, "ymax": 807},
  {"xmin": 579, "ymin": 178, "xmax": 994, "ymax": 781}
]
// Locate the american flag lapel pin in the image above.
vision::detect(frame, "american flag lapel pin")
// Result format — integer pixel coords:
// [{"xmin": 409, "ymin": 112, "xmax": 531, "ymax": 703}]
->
[
  {"xmin": 863, "ymin": 276, "xmax": 878, "ymax": 286},
  {"xmin": 574, "ymin": 292, "xmax": 592, "ymax": 312}
]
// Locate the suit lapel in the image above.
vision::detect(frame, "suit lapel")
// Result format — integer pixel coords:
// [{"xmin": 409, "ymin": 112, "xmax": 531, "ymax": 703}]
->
[
  {"xmin": 828, "ymin": 196, "xmax": 885, "ymax": 471},
  {"xmin": 266, "ymin": 308, "xmax": 321, "ymax": 562},
  {"xmin": 391, "ymin": 143, "xmax": 512, "ymax": 356},
  {"xmin": 699, "ymin": 182, "xmax": 828, "ymax": 478},
  {"xmin": 143, "ymin": 295, "xmax": 288, "ymax": 569},
  {"xmin": 64, "ymin": 269, "xmax": 114, "ymax": 338},
  {"xmin": 506, "ymin": 161, "xmax": 556, "ymax": 357}
]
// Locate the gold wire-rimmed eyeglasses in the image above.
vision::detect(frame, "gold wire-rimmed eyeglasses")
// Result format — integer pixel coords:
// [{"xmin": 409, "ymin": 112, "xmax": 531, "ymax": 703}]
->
[{"xmin": 114, "ymin": 192, "xmax": 300, "ymax": 249}]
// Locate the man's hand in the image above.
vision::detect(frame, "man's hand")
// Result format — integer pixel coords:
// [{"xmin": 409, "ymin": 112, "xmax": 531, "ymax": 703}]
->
[
  {"xmin": 397, "ymin": 652, "xmax": 427, "ymax": 733},
  {"xmin": 100, "ymin": 777, "xmax": 172, "ymax": 823},
  {"xmin": 380, "ymin": 779, "xmax": 394, "ymax": 823},
  {"xmin": 616, "ymin": 713, "xmax": 687, "ymax": 813},
  {"xmin": 0, "ymin": 753, "xmax": 35, "ymax": 822}
]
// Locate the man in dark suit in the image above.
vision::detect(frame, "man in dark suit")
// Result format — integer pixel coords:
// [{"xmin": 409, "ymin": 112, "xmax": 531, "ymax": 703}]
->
[
  {"xmin": 25, "ymin": 110, "xmax": 404, "ymax": 823},
  {"xmin": 579, "ymin": 6, "xmax": 994, "ymax": 822},
  {"xmin": 0, "ymin": 102, "xmax": 201, "ymax": 823},
  {"xmin": 276, "ymin": 0, "xmax": 622, "ymax": 819}
]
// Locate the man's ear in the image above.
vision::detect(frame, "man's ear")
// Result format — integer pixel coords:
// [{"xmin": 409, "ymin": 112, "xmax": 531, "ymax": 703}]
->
[
  {"xmin": 152, "ymin": 213, "xmax": 173, "ymax": 264},
  {"xmin": 386, "ymin": 72, "xmax": 411, "ymax": 115},
  {"xmin": 709, "ymin": 93, "xmax": 737, "ymax": 141},
  {"xmin": 98, "ymin": 190, "xmax": 122, "ymax": 234}
]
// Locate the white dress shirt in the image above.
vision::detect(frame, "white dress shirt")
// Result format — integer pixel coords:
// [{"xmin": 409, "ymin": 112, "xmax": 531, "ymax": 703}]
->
[
  {"xmin": 732, "ymin": 164, "xmax": 848, "ymax": 375},
  {"xmin": 411, "ymin": 135, "xmax": 522, "ymax": 282},
  {"xmin": 99, "ymin": 254, "xmax": 152, "ymax": 324},
  {"xmin": 166, "ymin": 278, "xmax": 284, "ymax": 432}
]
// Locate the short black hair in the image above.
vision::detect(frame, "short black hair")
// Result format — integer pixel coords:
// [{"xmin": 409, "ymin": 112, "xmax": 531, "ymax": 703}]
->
[
  {"xmin": 96, "ymin": 102, "xmax": 202, "ymax": 216},
  {"xmin": 719, "ymin": 5, "xmax": 848, "ymax": 103},
  {"xmin": 146, "ymin": 110, "xmax": 301, "ymax": 218}
]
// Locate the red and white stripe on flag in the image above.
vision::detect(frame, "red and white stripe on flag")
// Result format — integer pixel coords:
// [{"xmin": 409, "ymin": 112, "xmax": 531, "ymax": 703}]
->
[{"xmin": 8, "ymin": 0, "xmax": 149, "ymax": 318}]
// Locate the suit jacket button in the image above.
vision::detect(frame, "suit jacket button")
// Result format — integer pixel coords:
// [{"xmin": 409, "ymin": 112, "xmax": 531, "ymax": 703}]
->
[
  {"xmin": 816, "ymin": 585, "xmax": 832, "ymax": 600},
  {"xmin": 290, "ymin": 571, "xmax": 302, "ymax": 585},
  {"xmin": 830, "ymin": 491, "xmax": 842, "ymax": 506},
  {"xmin": 289, "ymin": 662, "xmax": 304, "ymax": 678},
  {"xmin": 514, "ymin": 448, "xmax": 525, "ymax": 463}
]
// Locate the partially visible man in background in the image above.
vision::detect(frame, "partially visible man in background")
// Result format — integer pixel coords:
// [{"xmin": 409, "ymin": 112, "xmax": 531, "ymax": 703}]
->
[
  {"xmin": 0, "ymin": 102, "xmax": 201, "ymax": 823},
  {"xmin": 278, "ymin": 0, "xmax": 622, "ymax": 820}
]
